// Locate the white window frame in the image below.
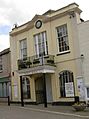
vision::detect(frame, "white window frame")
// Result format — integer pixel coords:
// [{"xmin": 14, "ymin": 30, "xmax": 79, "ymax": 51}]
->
[
  {"xmin": 20, "ymin": 39, "xmax": 27, "ymax": 59},
  {"xmin": 34, "ymin": 31, "xmax": 48, "ymax": 58},
  {"xmin": 22, "ymin": 77, "xmax": 31, "ymax": 99},
  {"xmin": 56, "ymin": 24, "xmax": 70, "ymax": 54},
  {"xmin": 59, "ymin": 70, "xmax": 74, "ymax": 97}
]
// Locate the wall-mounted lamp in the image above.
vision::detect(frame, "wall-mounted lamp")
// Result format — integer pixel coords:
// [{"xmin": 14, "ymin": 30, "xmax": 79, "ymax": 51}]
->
[
  {"xmin": 81, "ymin": 54, "xmax": 84, "ymax": 59},
  {"xmin": 69, "ymin": 11, "xmax": 75, "ymax": 19}
]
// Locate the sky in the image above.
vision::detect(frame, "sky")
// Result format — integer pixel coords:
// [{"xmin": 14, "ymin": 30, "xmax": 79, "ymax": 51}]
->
[{"xmin": 0, "ymin": 0, "xmax": 89, "ymax": 52}]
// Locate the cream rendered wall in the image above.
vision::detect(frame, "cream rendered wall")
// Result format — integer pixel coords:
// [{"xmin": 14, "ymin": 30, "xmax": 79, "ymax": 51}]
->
[
  {"xmin": 10, "ymin": 31, "xmax": 29, "ymax": 101},
  {"xmin": 49, "ymin": 14, "xmax": 82, "ymax": 102},
  {"xmin": 10, "ymin": 35, "xmax": 20, "ymax": 101},
  {"xmin": 10, "ymin": 31, "xmax": 37, "ymax": 101},
  {"xmin": 10, "ymin": 8, "xmax": 82, "ymax": 102}
]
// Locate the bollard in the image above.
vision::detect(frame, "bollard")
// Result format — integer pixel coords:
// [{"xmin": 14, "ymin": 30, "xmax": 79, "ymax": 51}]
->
[
  {"xmin": 74, "ymin": 96, "xmax": 79, "ymax": 103},
  {"xmin": 8, "ymin": 96, "xmax": 10, "ymax": 106}
]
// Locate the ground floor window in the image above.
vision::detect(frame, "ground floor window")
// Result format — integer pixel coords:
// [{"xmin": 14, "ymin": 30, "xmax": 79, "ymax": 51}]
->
[
  {"xmin": 0, "ymin": 82, "xmax": 10, "ymax": 97},
  {"xmin": 87, "ymin": 88, "xmax": 89, "ymax": 98},
  {"xmin": 59, "ymin": 70, "xmax": 74, "ymax": 97},
  {"xmin": 22, "ymin": 77, "xmax": 31, "ymax": 99}
]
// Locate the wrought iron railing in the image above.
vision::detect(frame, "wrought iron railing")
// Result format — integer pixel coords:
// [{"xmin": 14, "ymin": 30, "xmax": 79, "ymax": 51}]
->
[{"xmin": 18, "ymin": 55, "xmax": 55, "ymax": 70}]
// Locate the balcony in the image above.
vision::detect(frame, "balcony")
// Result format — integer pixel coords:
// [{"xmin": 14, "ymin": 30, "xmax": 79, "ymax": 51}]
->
[
  {"xmin": 17, "ymin": 55, "xmax": 56, "ymax": 75},
  {"xmin": 18, "ymin": 55, "xmax": 55, "ymax": 70}
]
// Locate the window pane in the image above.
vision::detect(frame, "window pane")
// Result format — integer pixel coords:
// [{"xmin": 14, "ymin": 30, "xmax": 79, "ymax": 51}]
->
[
  {"xmin": 20, "ymin": 39, "xmax": 27, "ymax": 59},
  {"xmin": 0, "ymin": 65, "xmax": 2, "ymax": 70},
  {"xmin": 22, "ymin": 77, "xmax": 31, "ymax": 99},
  {"xmin": 0, "ymin": 83, "xmax": 2, "ymax": 97},
  {"xmin": 34, "ymin": 32, "xmax": 48, "ymax": 57},
  {"xmin": 59, "ymin": 70, "xmax": 74, "ymax": 97},
  {"xmin": 57, "ymin": 24, "xmax": 69, "ymax": 53},
  {"xmin": 0, "ymin": 57, "xmax": 2, "ymax": 62},
  {"xmin": 87, "ymin": 88, "xmax": 89, "ymax": 98}
]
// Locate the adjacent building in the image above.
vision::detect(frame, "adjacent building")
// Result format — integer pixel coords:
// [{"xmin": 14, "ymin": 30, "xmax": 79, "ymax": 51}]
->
[
  {"xmin": 10, "ymin": 3, "xmax": 85, "ymax": 105},
  {"xmin": 0, "ymin": 48, "xmax": 11, "ymax": 98},
  {"xmin": 78, "ymin": 21, "xmax": 89, "ymax": 103}
]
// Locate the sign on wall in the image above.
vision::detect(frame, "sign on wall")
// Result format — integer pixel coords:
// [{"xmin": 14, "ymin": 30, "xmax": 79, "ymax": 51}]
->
[
  {"xmin": 77, "ymin": 78, "xmax": 85, "ymax": 100},
  {"xmin": 13, "ymin": 81, "xmax": 18, "ymax": 98},
  {"xmin": 65, "ymin": 82, "xmax": 74, "ymax": 97},
  {"xmin": 14, "ymin": 85, "xmax": 18, "ymax": 98}
]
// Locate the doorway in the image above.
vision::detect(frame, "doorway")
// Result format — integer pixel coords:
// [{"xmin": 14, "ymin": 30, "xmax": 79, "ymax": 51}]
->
[
  {"xmin": 35, "ymin": 77, "xmax": 44, "ymax": 104},
  {"xmin": 35, "ymin": 74, "xmax": 53, "ymax": 104}
]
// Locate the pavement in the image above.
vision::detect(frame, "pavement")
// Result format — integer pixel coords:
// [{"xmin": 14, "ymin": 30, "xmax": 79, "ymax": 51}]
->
[
  {"xmin": 11, "ymin": 103, "xmax": 89, "ymax": 117},
  {"xmin": 0, "ymin": 103, "xmax": 89, "ymax": 118}
]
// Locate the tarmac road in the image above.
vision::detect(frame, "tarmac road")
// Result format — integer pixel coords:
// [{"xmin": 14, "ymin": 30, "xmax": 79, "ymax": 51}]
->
[{"xmin": 0, "ymin": 105, "xmax": 88, "ymax": 119}]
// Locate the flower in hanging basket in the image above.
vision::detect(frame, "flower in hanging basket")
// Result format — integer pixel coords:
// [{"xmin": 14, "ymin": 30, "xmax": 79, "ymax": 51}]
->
[
  {"xmin": 26, "ymin": 61, "xmax": 32, "ymax": 68},
  {"xmin": 72, "ymin": 102, "xmax": 87, "ymax": 111}
]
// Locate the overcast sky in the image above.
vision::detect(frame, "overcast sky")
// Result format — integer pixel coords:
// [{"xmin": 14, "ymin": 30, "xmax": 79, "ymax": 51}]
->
[{"xmin": 0, "ymin": 0, "xmax": 89, "ymax": 51}]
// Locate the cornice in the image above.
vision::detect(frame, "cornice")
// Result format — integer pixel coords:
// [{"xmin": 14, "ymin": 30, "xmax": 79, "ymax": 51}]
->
[{"xmin": 10, "ymin": 3, "xmax": 82, "ymax": 37}]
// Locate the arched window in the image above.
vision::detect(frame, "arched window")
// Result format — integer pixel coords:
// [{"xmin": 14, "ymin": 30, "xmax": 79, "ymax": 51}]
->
[
  {"xmin": 22, "ymin": 77, "xmax": 31, "ymax": 99},
  {"xmin": 59, "ymin": 70, "xmax": 74, "ymax": 97}
]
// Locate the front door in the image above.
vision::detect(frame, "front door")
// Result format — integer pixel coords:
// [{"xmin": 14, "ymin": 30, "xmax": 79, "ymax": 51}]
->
[{"xmin": 35, "ymin": 77, "xmax": 44, "ymax": 104}]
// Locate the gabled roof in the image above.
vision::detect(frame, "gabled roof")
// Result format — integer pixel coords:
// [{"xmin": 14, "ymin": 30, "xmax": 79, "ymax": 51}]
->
[
  {"xmin": 0, "ymin": 48, "xmax": 10, "ymax": 56},
  {"xmin": 10, "ymin": 14, "xmax": 49, "ymax": 35},
  {"xmin": 43, "ymin": 9, "xmax": 55, "ymax": 15},
  {"xmin": 31, "ymin": 14, "xmax": 49, "ymax": 22}
]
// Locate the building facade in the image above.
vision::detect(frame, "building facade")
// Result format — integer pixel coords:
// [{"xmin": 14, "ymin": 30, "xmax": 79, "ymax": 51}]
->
[
  {"xmin": 78, "ymin": 21, "xmax": 89, "ymax": 103},
  {"xmin": 0, "ymin": 48, "xmax": 11, "ymax": 98},
  {"xmin": 10, "ymin": 3, "xmax": 84, "ymax": 105}
]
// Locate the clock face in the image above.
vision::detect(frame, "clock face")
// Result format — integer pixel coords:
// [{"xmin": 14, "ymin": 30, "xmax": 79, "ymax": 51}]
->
[{"xmin": 35, "ymin": 20, "xmax": 42, "ymax": 29}]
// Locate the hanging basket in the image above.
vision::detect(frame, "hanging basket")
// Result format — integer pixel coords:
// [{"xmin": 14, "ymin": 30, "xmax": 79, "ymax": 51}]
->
[{"xmin": 72, "ymin": 103, "xmax": 87, "ymax": 111}]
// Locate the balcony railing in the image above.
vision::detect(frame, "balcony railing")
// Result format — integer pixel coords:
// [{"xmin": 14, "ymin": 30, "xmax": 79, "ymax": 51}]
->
[{"xmin": 18, "ymin": 55, "xmax": 55, "ymax": 70}]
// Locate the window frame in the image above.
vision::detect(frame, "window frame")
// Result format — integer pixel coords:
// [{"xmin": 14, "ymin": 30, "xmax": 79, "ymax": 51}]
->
[
  {"xmin": 0, "ymin": 57, "xmax": 3, "ymax": 72},
  {"xmin": 59, "ymin": 70, "xmax": 74, "ymax": 98},
  {"xmin": 22, "ymin": 77, "xmax": 31, "ymax": 99},
  {"xmin": 19, "ymin": 38, "xmax": 27, "ymax": 60},
  {"xmin": 87, "ymin": 87, "xmax": 89, "ymax": 98},
  {"xmin": 34, "ymin": 31, "xmax": 48, "ymax": 58},
  {"xmin": 0, "ymin": 65, "xmax": 3, "ymax": 71},
  {"xmin": 56, "ymin": 24, "xmax": 70, "ymax": 54},
  {"xmin": 0, "ymin": 82, "xmax": 9, "ymax": 97}
]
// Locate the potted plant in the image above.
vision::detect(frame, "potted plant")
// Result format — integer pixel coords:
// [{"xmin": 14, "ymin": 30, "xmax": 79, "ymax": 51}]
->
[
  {"xmin": 26, "ymin": 61, "xmax": 32, "ymax": 68},
  {"xmin": 72, "ymin": 102, "xmax": 87, "ymax": 111},
  {"xmin": 33, "ymin": 59, "xmax": 40, "ymax": 64}
]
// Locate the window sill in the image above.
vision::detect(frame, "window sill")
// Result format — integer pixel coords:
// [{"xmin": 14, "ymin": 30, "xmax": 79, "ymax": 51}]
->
[
  {"xmin": 56, "ymin": 50, "xmax": 70, "ymax": 56},
  {"xmin": 59, "ymin": 97, "xmax": 74, "ymax": 98}
]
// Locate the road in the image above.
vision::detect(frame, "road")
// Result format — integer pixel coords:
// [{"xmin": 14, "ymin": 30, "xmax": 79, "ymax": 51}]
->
[{"xmin": 0, "ymin": 105, "xmax": 88, "ymax": 119}]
